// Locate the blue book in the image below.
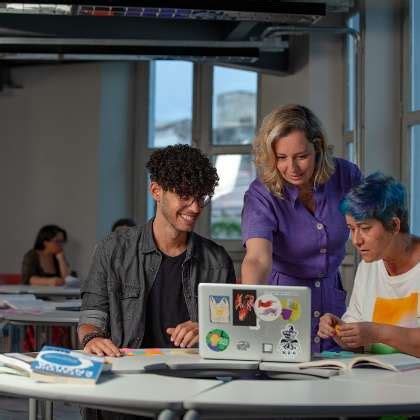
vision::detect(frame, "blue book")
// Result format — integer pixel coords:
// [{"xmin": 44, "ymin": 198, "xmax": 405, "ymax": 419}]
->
[{"xmin": 30, "ymin": 346, "xmax": 104, "ymax": 384}]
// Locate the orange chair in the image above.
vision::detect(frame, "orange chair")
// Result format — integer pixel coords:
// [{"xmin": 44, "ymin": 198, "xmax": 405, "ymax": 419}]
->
[{"xmin": 0, "ymin": 274, "xmax": 21, "ymax": 285}]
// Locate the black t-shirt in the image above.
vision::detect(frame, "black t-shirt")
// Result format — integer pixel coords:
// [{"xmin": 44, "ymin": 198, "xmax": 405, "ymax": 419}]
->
[{"xmin": 142, "ymin": 250, "xmax": 190, "ymax": 348}]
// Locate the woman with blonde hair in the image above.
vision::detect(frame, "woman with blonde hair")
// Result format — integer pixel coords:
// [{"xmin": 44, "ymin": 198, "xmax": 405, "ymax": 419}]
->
[{"xmin": 241, "ymin": 104, "xmax": 362, "ymax": 352}]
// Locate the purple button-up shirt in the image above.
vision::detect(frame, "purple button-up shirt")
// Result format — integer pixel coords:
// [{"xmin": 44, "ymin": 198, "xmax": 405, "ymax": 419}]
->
[{"xmin": 241, "ymin": 158, "xmax": 362, "ymax": 353}]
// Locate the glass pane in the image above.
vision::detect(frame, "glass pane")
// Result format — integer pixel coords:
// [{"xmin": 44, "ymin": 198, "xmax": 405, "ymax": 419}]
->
[
  {"xmin": 212, "ymin": 66, "xmax": 257, "ymax": 145},
  {"xmin": 146, "ymin": 176, "xmax": 155, "ymax": 221},
  {"xmin": 345, "ymin": 14, "xmax": 359, "ymax": 132},
  {"xmin": 411, "ymin": 0, "xmax": 420, "ymax": 110},
  {"xmin": 149, "ymin": 61, "xmax": 193, "ymax": 148},
  {"xmin": 211, "ymin": 154, "xmax": 256, "ymax": 239},
  {"xmin": 410, "ymin": 125, "xmax": 420, "ymax": 234}
]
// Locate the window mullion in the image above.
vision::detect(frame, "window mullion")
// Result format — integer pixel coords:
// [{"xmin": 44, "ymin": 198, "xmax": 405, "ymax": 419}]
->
[{"xmin": 192, "ymin": 63, "xmax": 213, "ymax": 237}]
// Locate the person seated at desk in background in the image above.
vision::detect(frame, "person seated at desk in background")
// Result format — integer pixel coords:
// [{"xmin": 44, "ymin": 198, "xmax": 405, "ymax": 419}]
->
[
  {"xmin": 240, "ymin": 104, "xmax": 362, "ymax": 352},
  {"xmin": 79, "ymin": 144, "xmax": 235, "ymax": 357},
  {"xmin": 318, "ymin": 173, "xmax": 420, "ymax": 357},
  {"xmin": 21, "ymin": 224, "xmax": 73, "ymax": 351},
  {"xmin": 111, "ymin": 217, "xmax": 136, "ymax": 234},
  {"xmin": 21, "ymin": 224, "xmax": 71, "ymax": 286}
]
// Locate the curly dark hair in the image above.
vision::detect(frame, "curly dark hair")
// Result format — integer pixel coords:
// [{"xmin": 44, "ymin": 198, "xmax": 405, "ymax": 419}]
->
[{"xmin": 146, "ymin": 144, "xmax": 219, "ymax": 198}]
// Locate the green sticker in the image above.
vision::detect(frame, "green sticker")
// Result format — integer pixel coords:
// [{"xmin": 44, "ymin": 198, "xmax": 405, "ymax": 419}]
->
[{"xmin": 206, "ymin": 329, "xmax": 230, "ymax": 352}]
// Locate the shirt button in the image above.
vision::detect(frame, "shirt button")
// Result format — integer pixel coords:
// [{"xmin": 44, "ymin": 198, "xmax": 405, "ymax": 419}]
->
[
  {"xmin": 314, "ymin": 310, "xmax": 321, "ymax": 318},
  {"xmin": 320, "ymin": 248, "xmax": 327, "ymax": 254},
  {"xmin": 314, "ymin": 336, "xmax": 320, "ymax": 344},
  {"xmin": 316, "ymin": 223, "xmax": 324, "ymax": 230},
  {"xmin": 315, "ymin": 281, "xmax": 321, "ymax": 288}
]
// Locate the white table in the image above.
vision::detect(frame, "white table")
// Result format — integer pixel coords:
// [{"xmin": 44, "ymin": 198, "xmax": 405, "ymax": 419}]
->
[
  {"xmin": 2, "ymin": 310, "xmax": 79, "ymax": 326},
  {"xmin": 3, "ymin": 351, "xmax": 420, "ymax": 420},
  {"xmin": 183, "ymin": 369, "xmax": 420, "ymax": 419},
  {"xmin": 0, "ymin": 285, "xmax": 80, "ymax": 299},
  {"xmin": 0, "ymin": 370, "xmax": 222, "ymax": 420}
]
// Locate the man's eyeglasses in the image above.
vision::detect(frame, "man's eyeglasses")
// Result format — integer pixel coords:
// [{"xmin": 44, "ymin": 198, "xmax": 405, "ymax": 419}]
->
[{"xmin": 178, "ymin": 195, "xmax": 212, "ymax": 208}]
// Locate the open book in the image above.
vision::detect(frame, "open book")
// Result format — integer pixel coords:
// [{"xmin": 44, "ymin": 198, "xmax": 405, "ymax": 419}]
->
[
  {"xmin": 260, "ymin": 352, "xmax": 420, "ymax": 373},
  {"xmin": 0, "ymin": 352, "xmax": 35, "ymax": 376}
]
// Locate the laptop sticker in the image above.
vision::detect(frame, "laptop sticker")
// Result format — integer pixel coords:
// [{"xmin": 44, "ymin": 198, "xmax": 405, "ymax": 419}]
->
[
  {"xmin": 277, "ymin": 324, "xmax": 302, "ymax": 359},
  {"xmin": 206, "ymin": 329, "xmax": 230, "ymax": 352},
  {"xmin": 233, "ymin": 289, "xmax": 257, "ymax": 326},
  {"xmin": 209, "ymin": 295, "xmax": 230, "ymax": 323},
  {"xmin": 279, "ymin": 298, "xmax": 302, "ymax": 321},
  {"xmin": 236, "ymin": 340, "xmax": 250, "ymax": 351},
  {"xmin": 254, "ymin": 294, "xmax": 281, "ymax": 321},
  {"xmin": 262, "ymin": 343, "xmax": 273, "ymax": 353}
]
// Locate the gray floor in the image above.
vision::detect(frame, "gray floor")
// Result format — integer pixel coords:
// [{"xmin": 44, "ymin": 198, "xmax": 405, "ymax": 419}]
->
[{"xmin": 0, "ymin": 395, "xmax": 82, "ymax": 420}]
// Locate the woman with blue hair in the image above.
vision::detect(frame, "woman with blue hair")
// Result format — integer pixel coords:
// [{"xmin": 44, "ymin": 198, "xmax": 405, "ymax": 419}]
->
[{"xmin": 318, "ymin": 172, "xmax": 420, "ymax": 357}]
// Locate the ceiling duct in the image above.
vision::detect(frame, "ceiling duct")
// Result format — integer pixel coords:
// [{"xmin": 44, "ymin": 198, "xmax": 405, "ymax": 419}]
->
[{"xmin": 0, "ymin": 1, "xmax": 330, "ymax": 73}]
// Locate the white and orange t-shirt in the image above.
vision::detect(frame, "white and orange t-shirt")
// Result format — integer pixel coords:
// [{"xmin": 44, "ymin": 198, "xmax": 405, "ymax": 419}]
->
[{"xmin": 343, "ymin": 259, "xmax": 420, "ymax": 327}]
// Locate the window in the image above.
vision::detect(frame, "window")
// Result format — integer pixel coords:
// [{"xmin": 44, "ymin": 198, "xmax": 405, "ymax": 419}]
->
[
  {"xmin": 404, "ymin": 1, "xmax": 420, "ymax": 234},
  {"xmin": 210, "ymin": 66, "xmax": 258, "ymax": 240},
  {"xmin": 211, "ymin": 154, "xmax": 256, "ymax": 240},
  {"xmin": 411, "ymin": 0, "xmax": 420, "ymax": 111},
  {"xmin": 149, "ymin": 61, "xmax": 193, "ymax": 148},
  {"xmin": 410, "ymin": 125, "xmax": 420, "ymax": 234},
  {"xmin": 140, "ymin": 62, "xmax": 259, "ymax": 248},
  {"xmin": 146, "ymin": 60, "xmax": 194, "ymax": 220},
  {"xmin": 212, "ymin": 66, "xmax": 257, "ymax": 145}
]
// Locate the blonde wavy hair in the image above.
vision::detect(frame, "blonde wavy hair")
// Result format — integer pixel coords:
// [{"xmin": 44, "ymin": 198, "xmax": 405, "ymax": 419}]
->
[{"xmin": 254, "ymin": 104, "xmax": 335, "ymax": 197}]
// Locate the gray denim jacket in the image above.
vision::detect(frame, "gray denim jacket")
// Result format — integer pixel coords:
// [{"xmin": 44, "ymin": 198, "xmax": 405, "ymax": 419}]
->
[{"xmin": 79, "ymin": 219, "xmax": 236, "ymax": 348}]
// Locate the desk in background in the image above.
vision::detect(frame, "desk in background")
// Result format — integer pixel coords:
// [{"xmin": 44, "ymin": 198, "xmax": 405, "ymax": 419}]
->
[
  {"xmin": 0, "ymin": 285, "xmax": 80, "ymax": 299},
  {"xmin": 2, "ymin": 309, "xmax": 80, "ymax": 351}
]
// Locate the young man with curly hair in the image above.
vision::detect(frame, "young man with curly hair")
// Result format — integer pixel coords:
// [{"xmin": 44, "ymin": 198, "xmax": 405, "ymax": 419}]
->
[{"xmin": 78, "ymin": 144, "xmax": 236, "ymax": 358}]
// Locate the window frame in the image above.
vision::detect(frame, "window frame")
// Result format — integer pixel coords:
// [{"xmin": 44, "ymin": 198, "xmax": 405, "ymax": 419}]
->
[{"xmin": 134, "ymin": 61, "xmax": 260, "ymax": 254}]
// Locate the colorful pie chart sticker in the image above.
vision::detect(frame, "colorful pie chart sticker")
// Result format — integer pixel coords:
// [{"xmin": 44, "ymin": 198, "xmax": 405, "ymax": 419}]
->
[
  {"xmin": 254, "ymin": 294, "xmax": 282, "ymax": 321},
  {"xmin": 206, "ymin": 329, "xmax": 230, "ymax": 352},
  {"xmin": 279, "ymin": 298, "xmax": 302, "ymax": 321}
]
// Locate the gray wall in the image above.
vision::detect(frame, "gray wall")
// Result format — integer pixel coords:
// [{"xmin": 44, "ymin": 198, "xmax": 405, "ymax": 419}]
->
[
  {"xmin": 261, "ymin": 29, "xmax": 345, "ymax": 157},
  {"xmin": 97, "ymin": 63, "xmax": 134, "ymax": 240},
  {"xmin": 361, "ymin": 0, "xmax": 402, "ymax": 177}
]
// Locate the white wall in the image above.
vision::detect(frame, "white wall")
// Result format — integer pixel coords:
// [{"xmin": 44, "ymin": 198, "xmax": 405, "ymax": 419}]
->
[{"xmin": 0, "ymin": 62, "xmax": 134, "ymax": 279}]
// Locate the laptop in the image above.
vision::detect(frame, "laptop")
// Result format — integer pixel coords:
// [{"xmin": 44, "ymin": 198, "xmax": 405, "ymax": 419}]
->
[{"xmin": 199, "ymin": 283, "xmax": 311, "ymax": 362}]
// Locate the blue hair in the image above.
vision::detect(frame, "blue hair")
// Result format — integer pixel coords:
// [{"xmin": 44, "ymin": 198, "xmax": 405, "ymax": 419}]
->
[{"xmin": 339, "ymin": 172, "xmax": 409, "ymax": 233}]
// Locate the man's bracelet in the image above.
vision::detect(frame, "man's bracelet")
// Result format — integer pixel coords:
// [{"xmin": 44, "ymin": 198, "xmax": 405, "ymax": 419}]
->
[{"xmin": 81, "ymin": 331, "xmax": 108, "ymax": 348}]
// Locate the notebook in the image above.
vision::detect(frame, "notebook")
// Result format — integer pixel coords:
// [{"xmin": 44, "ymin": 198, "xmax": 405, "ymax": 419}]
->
[{"xmin": 199, "ymin": 283, "xmax": 311, "ymax": 362}]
